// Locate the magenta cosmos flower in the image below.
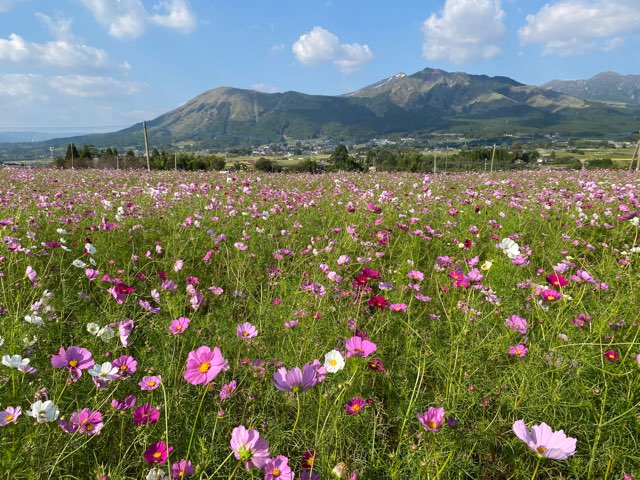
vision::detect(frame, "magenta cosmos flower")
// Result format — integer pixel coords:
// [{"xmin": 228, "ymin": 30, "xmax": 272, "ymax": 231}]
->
[
  {"xmin": 604, "ymin": 349, "xmax": 619, "ymax": 362},
  {"xmin": 133, "ymin": 404, "xmax": 160, "ymax": 426},
  {"xmin": 541, "ymin": 289, "xmax": 562, "ymax": 302},
  {"xmin": 236, "ymin": 322, "xmax": 258, "ymax": 339},
  {"xmin": 344, "ymin": 335, "xmax": 377, "ymax": 358},
  {"xmin": 230, "ymin": 425, "xmax": 270, "ymax": 470},
  {"xmin": 417, "ymin": 406, "xmax": 445, "ymax": 432},
  {"xmin": 144, "ymin": 441, "xmax": 174, "ymax": 465},
  {"xmin": 546, "ymin": 273, "xmax": 568, "ymax": 288},
  {"xmin": 112, "ymin": 355, "xmax": 137, "ymax": 378},
  {"xmin": 171, "ymin": 459, "xmax": 195, "ymax": 479},
  {"xmin": 169, "ymin": 317, "xmax": 190, "ymax": 335},
  {"xmin": 344, "ymin": 397, "xmax": 367, "ymax": 415},
  {"xmin": 512, "ymin": 420, "xmax": 576, "ymax": 460},
  {"xmin": 264, "ymin": 455, "xmax": 294, "ymax": 480},
  {"xmin": 51, "ymin": 346, "xmax": 95, "ymax": 381},
  {"xmin": 183, "ymin": 345, "xmax": 229, "ymax": 385},
  {"xmin": 139, "ymin": 375, "xmax": 162, "ymax": 391},
  {"xmin": 272, "ymin": 362, "xmax": 324, "ymax": 393}
]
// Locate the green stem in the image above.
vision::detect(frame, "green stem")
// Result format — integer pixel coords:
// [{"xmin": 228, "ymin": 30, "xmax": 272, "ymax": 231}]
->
[
  {"xmin": 159, "ymin": 381, "xmax": 172, "ymax": 479},
  {"xmin": 531, "ymin": 456, "xmax": 542, "ymax": 480},
  {"xmin": 186, "ymin": 387, "xmax": 208, "ymax": 462},
  {"xmin": 291, "ymin": 392, "xmax": 301, "ymax": 438}
]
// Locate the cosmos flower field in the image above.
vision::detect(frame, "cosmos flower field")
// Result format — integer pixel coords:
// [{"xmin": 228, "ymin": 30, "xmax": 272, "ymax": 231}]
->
[{"xmin": 1, "ymin": 167, "xmax": 639, "ymax": 479}]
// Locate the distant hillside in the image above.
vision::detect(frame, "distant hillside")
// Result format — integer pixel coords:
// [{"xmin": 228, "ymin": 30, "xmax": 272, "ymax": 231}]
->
[
  {"xmin": 543, "ymin": 72, "xmax": 640, "ymax": 105},
  {"xmin": 7, "ymin": 68, "xmax": 640, "ymax": 154}
]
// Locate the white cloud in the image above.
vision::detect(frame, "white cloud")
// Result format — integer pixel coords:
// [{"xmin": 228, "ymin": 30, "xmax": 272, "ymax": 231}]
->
[
  {"xmin": 519, "ymin": 0, "xmax": 640, "ymax": 56},
  {"xmin": 0, "ymin": 33, "xmax": 110, "ymax": 69},
  {"xmin": 35, "ymin": 13, "xmax": 74, "ymax": 41},
  {"xmin": 251, "ymin": 83, "xmax": 279, "ymax": 93},
  {"xmin": 0, "ymin": 0, "xmax": 14, "ymax": 13},
  {"xmin": 0, "ymin": 73, "xmax": 149, "ymax": 128},
  {"xmin": 422, "ymin": 0, "xmax": 506, "ymax": 63},
  {"xmin": 150, "ymin": 0, "xmax": 197, "ymax": 33},
  {"xmin": 292, "ymin": 26, "xmax": 374, "ymax": 73},
  {"xmin": 270, "ymin": 43, "xmax": 286, "ymax": 54},
  {"xmin": 79, "ymin": 0, "xmax": 196, "ymax": 39}
]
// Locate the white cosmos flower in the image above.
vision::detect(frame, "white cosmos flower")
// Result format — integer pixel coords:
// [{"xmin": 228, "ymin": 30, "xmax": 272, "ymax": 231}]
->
[
  {"xmin": 24, "ymin": 314, "xmax": 44, "ymax": 325},
  {"xmin": 72, "ymin": 259, "xmax": 87, "ymax": 268},
  {"xmin": 323, "ymin": 350, "xmax": 345, "ymax": 373},
  {"xmin": 631, "ymin": 217, "xmax": 639, "ymax": 227},
  {"xmin": 85, "ymin": 243, "xmax": 96, "ymax": 255},
  {"xmin": 26, "ymin": 400, "xmax": 59, "ymax": 423},
  {"xmin": 56, "ymin": 228, "xmax": 67, "ymax": 235},
  {"xmin": 498, "ymin": 238, "xmax": 521, "ymax": 259},
  {"xmin": 146, "ymin": 468, "xmax": 168, "ymax": 480},
  {"xmin": 88, "ymin": 362, "xmax": 119, "ymax": 380},
  {"xmin": 87, "ymin": 323, "xmax": 100, "ymax": 335},
  {"xmin": 98, "ymin": 326, "xmax": 115, "ymax": 342},
  {"xmin": 2, "ymin": 354, "xmax": 30, "ymax": 369}
]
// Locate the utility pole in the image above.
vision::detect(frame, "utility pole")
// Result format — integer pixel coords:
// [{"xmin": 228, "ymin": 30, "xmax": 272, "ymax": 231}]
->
[
  {"xmin": 116, "ymin": 154, "xmax": 119, "ymax": 170},
  {"xmin": 631, "ymin": 137, "xmax": 640, "ymax": 171},
  {"xmin": 174, "ymin": 152, "xmax": 177, "ymax": 171},
  {"xmin": 143, "ymin": 121, "xmax": 151, "ymax": 172},
  {"xmin": 433, "ymin": 153, "xmax": 436, "ymax": 174},
  {"xmin": 490, "ymin": 144, "xmax": 496, "ymax": 172},
  {"xmin": 71, "ymin": 144, "xmax": 74, "ymax": 169}
]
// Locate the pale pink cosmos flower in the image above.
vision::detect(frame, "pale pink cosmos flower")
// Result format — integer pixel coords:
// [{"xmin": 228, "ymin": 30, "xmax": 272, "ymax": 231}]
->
[
  {"xmin": 183, "ymin": 346, "xmax": 229, "ymax": 385},
  {"xmin": 236, "ymin": 322, "xmax": 257, "ymax": 339},
  {"xmin": 230, "ymin": 425, "xmax": 270, "ymax": 470},
  {"xmin": 139, "ymin": 375, "xmax": 162, "ymax": 391},
  {"xmin": 417, "ymin": 406, "xmax": 445, "ymax": 432},
  {"xmin": 344, "ymin": 336, "xmax": 377, "ymax": 358},
  {"xmin": 512, "ymin": 420, "xmax": 576, "ymax": 460}
]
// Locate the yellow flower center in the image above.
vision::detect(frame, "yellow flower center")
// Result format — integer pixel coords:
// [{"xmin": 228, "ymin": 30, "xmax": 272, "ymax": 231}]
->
[
  {"xmin": 5, "ymin": 415, "xmax": 14, "ymax": 422},
  {"xmin": 272, "ymin": 469, "xmax": 281, "ymax": 477},
  {"xmin": 120, "ymin": 365, "xmax": 128, "ymax": 371},
  {"xmin": 176, "ymin": 325, "xmax": 183, "ymax": 330},
  {"xmin": 427, "ymin": 420, "xmax": 437, "ymax": 429},
  {"xmin": 351, "ymin": 404, "xmax": 360, "ymax": 412},
  {"xmin": 100, "ymin": 372, "xmax": 108, "ymax": 377},
  {"xmin": 330, "ymin": 359, "xmax": 337, "ymax": 366},
  {"xmin": 546, "ymin": 295, "xmax": 555, "ymax": 301},
  {"xmin": 199, "ymin": 362, "xmax": 211, "ymax": 373},
  {"xmin": 69, "ymin": 360, "xmax": 78, "ymax": 367},
  {"xmin": 153, "ymin": 451, "xmax": 162, "ymax": 459},
  {"xmin": 515, "ymin": 349, "xmax": 522, "ymax": 355},
  {"xmin": 243, "ymin": 332, "xmax": 249, "ymax": 337},
  {"xmin": 85, "ymin": 424, "xmax": 93, "ymax": 431},
  {"xmin": 148, "ymin": 381, "xmax": 156, "ymax": 387},
  {"xmin": 536, "ymin": 446, "xmax": 547, "ymax": 455}
]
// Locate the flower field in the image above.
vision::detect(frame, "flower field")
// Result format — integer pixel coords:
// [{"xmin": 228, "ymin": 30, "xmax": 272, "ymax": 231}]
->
[{"xmin": 1, "ymin": 167, "xmax": 639, "ymax": 479}]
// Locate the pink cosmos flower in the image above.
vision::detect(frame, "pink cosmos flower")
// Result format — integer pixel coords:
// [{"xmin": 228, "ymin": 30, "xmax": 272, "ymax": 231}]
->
[
  {"xmin": 111, "ymin": 395, "xmax": 136, "ymax": 411},
  {"xmin": 51, "ymin": 346, "xmax": 95, "ymax": 381},
  {"xmin": 183, "ymin": 346, "xmax": 229, "ymax": 385},
  {"xmin": 236, "ymin": 322, "xmax": 258, "ymax": 339},
  {"xmin": 512, "ymin": 420, "xmax": 576, "ymax": 460},
  {"xmin": 264, "ymin": 455, "xmax": 293, "ymax": 480},
  {"xmin": 219, "ymin": 380, "xmax": 237, "ymax": 400},
  {"xmin": 60, "ymin": 408, "xmax": 103, "ymax": 435},
  {"xmin": 109, "ymin": 282, "xmax": 134, "ymax": 304},
  {"xmin": 169, "ymin": 317, "xmax": 190, "ymax": 335},
  {"xmin": 344, "ymin": 397, "xmax": 367, "ymax": 415},
  {"xmin": 417, "ymin": 406, "xmax": 445, "ymax": 432},
  {"xmin": 406, "ymin": 270, "xmax": 425, "ymax": 281},
  {"xmin": 230, "ymin": 425, "xmax": 270, "ymax": 470},
  {"xmin": 389, "ymin": 303, "xmax": 407, "ymax": 312},
  {"xmin": 272, "ymin": 362, "xmax": 324, "ymax": 393},
  {"xmin": 144, "ymin": 441, "xmax": 174, "ymax": 465},
  {"xmin": 139, "ymin": 375, "xmax": 162, "ymax": 391},
  {"xmin": 112, "ymin": 355, "xmax": 137, "ymax": 378},
  {"xmin": 344, "ymin": 336, "xmax": 377, "ymax": 358},
  {"xmin": 117, "ymin": 319, "xmax": 134, "ymax": 347},
  {"xmin": 504, "ymin": 315, "xmax": 528, "ymax": 335},
  {"xmin": 25, "ymin": 266, "xmax": 37, "ymax": 286},
  {"xmin": 85, "ymin": 268, "xmax": 99, "ymax": 281},
  {"xmin": 0, "ymin": 406, "xmax": 21, "ymax": 426},
  {"xmin": 133, "ymin": 404, "xmax": 160, "ymax": 426},
  {"xmin": 171, "ymin": 459, "xmax": 195, "ymax": 479},
  {"xmin": 509, "ymin": 345, "xmax": 528, "ymax": 357}
]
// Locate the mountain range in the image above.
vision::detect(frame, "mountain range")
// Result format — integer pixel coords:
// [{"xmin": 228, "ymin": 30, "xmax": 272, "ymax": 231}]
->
[
  {"xmin": 543, "ymin": 72, "xmax": 640, "ymax": 105},
  {"xmin": 6, "ymin": 68, "xmax": 640, "ymax": 154}
]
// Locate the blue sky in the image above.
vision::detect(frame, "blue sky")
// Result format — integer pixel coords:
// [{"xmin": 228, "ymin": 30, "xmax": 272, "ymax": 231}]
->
[{"xmin": 1, "ymin": 0, "xmax": 639, "ymax": 131}]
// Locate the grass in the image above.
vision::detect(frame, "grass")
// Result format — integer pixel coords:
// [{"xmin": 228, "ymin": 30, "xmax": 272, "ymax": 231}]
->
[{"xmin": 0, "ymin": 167, "xmax": 639, "ymax": 479}]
